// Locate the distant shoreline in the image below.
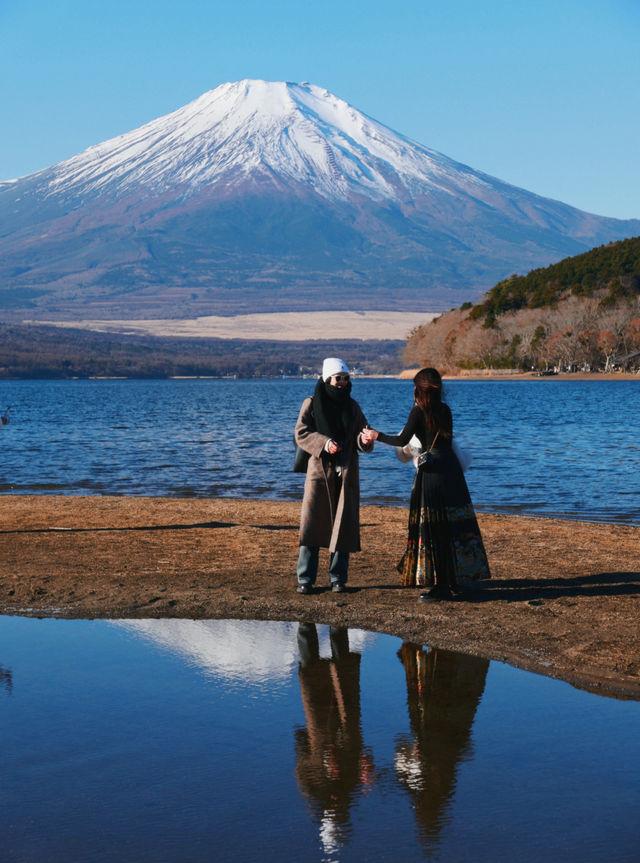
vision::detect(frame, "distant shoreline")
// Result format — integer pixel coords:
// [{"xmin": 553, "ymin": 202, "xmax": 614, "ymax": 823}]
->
[
  {"xmin": 400, "ymin": 369, "xmax": 640, "ymax": 381},
  {"xmin": 3, "ymin": 372, "xmax": 637, "ymax": 382}
]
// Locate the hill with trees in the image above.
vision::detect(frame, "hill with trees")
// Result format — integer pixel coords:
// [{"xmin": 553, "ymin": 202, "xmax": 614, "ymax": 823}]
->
[
  {"xmin": 404, "ymin": 236, "xmax": 640, "ymax": 373},
  {"xmin": 0, "ymin": 323, "xmax": 403, "ymax": 379}
]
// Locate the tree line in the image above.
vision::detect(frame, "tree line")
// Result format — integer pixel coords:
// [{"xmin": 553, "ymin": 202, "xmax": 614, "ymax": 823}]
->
[
  {"xmin": 470, "ymin": 236, "xmax": 640, "ymax": 326},
  {"xmin": 0, "ymin": 323, "xmax": 404, "ymax": 379}
]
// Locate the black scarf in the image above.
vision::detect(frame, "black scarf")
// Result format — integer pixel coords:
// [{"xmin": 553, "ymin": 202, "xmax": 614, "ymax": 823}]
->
[{"xmin": 312, "ymin": 377, "xmax": 353, "ymax": 447}]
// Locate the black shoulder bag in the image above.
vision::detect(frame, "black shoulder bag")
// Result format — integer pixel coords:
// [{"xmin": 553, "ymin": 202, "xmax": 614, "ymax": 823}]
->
[
  {"xmin": 293, "ymin": 441, "xmax": 310, "ymax": 473},
  {"xmin": 293, "ymin": 398, "xmax": 312, "ymax": 473},
  {"xmin": 417, "ymin": 431, "xmax": 440, "ymax": 470}
]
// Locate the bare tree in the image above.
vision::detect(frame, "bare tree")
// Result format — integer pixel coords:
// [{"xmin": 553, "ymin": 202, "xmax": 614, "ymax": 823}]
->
[
  {"xmin": 403, "ymin": 289, "xmax": 639, "ymax": 373},
  {"xmin": 597, "ymin": 329, "xmax": 618, "ymax": 371}
]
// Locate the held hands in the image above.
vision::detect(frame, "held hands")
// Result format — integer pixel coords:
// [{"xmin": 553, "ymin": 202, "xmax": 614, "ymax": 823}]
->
[
  {"xmin": 326, "ymin": 429, "xmax": 377, "ymax": 452},
  {"xmin": 360, "ymin": 428, "xmax": 378, "ymax": 446}
]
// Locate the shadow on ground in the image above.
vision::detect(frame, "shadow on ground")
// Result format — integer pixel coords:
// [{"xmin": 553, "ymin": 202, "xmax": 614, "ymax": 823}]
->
[{"xmin": 463, "ymin": 572, "xmax": 640, "ymax": 602}]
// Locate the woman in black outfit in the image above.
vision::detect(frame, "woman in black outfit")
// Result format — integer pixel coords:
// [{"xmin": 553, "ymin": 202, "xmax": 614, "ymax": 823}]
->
[{"xmin": 361, "ymin": 367, "xmax": 490, "ymax": 602}]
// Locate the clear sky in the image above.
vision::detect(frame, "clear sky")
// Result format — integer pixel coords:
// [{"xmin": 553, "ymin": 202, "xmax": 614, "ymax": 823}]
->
[{"xmin": 1, "ymin": 0, "xmax": 639, "ymax": 219}]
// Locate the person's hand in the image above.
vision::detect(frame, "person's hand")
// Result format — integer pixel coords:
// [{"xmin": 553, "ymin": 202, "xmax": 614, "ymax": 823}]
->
[
  {"xmin": 327, "ymin": 440, "xmax": 341, "ymax": 455},
  {"xmin": 360, "ymin": 428, "xmax": 378, "ymax": 445}
]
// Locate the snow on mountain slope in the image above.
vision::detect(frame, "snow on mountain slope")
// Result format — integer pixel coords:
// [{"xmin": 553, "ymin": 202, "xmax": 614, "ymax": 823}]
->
[
  {"xmin": 38, "ymin": 80, "xmax": 490, "ymax": 203},
  {"xmin": 1, "ymin": 80, "xmax": 638, "ymax": 320}
]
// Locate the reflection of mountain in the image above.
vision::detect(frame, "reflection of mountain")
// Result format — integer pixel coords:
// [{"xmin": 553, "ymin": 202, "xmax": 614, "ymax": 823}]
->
[
  {"xmin": 294, "ymin": 625, "xmax": 375, "ymax": 859},
  {"xmin": 113, "ymin": 619, "xmax": 374, "ymax": 684},
  {"xmin": 395, "ymin": 644, "xmax": 489, "ymax": 844}
]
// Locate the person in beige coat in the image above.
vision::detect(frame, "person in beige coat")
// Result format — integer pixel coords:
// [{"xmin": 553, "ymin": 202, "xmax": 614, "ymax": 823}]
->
[{"xmin": 294, "ymin": 358, "xmax": 373, "ymax": 594}]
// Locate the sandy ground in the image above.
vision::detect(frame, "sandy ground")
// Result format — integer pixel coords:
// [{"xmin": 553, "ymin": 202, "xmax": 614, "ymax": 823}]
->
[
  {"xmin": 24, "ymin": 310, "xmax": 438, "ymax": 341},
  {"xmin": 2, "ymin": 495, "xmax": 638, "ymax": 699}
]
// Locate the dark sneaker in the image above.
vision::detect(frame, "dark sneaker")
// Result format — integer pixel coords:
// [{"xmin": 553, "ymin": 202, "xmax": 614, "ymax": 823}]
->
[
  {"xmin": 331, "ymin": 582, "xmax": 346, "ymax": 593},
  {"xmin": 296, "ymin": 584, "xmax": 312, "ymax": 595}
]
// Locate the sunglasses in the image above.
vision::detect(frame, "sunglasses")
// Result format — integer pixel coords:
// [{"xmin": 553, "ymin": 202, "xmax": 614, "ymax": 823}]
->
[{"xmin": 331, "ymin": 374, "xmax": 350, "ymax": 382}]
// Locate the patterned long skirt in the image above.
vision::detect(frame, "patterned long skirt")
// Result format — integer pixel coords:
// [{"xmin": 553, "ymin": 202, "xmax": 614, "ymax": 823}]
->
[{"xmin": 398, "ymin": 448, "xmax": 490, "ymax": 589}]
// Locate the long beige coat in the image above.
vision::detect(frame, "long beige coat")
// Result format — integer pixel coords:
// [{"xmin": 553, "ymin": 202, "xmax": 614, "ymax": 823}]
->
[{"xmin": 295, "ymin": 396, "xmax": 372, "ymax": 552}]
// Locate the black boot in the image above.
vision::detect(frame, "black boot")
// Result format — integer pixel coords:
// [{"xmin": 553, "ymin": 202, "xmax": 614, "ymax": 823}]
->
[{"xmin": 418, "ymin": 584, "xmax": 454, "ymax": 603}]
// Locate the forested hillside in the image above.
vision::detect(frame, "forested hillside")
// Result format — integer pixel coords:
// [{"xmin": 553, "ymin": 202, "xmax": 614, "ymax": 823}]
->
[
  {"xmin": 405, "ymin": 236, "xmax": 640, "ymax": 372},
  {"xmin": 0, "ymin": 324, "xmax": 403, "ymax": 379}
]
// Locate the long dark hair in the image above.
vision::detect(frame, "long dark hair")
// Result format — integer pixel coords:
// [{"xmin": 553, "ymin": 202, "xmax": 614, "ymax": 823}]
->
[{"xmin": 413, "ymin": 368, "xmax": 451, "ymax": 437}]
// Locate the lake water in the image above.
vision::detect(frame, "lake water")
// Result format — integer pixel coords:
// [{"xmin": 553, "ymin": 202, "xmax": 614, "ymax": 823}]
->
[
  {"xmin": 1, "ymin": 616, "xmax": 638, "ymax": 863},
  {"xmin": 0, "ymin": 377, "xmax": 638, "ymax": 523}
]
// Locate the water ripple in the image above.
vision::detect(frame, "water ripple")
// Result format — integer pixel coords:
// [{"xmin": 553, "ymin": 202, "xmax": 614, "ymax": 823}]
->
[{"xmin": 0, "ymin": 378, "xmax": 638, "ymax": 524}]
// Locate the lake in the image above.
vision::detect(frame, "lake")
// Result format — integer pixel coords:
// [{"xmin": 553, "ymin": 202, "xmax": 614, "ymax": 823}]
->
[
  {"xmin": 0, "ymin": 377, "xmax": 638, "ymax": 523},
  {"xmin": 2, "ymin": 616, "xmax": 639, "ymax": 863},
  {"xmin": 2, "ymin": 381, "xmax": 638, "ymax": 861}
]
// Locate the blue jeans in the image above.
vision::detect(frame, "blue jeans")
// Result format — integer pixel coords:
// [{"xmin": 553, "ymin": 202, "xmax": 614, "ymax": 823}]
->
[{"xmin": 297, "ymin": 546, "xmax": 349, "ymax": 586}]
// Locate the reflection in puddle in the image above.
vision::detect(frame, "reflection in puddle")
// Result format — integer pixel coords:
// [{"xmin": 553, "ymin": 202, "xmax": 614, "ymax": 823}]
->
[
  {"xmin": 293, "ymin": 626, "xmax": 490, "ymax": 859},
  {"xmin": 296, "ymin": 624, "xmax": 375, "ymax": 859},
  {"xmin": 113, "ymin": 618, "xmax": 374, "ymax": 683},
  {"xmin": 1, "ymin": 616, "xmax": 639, "ymax": 863},
  {"xmin": 0, "ymin": 663, "xmax": 12, "ymax": 694},
  {"xmin": 395, "ymin": 643, "xmax": 488, "ymax": 844}
]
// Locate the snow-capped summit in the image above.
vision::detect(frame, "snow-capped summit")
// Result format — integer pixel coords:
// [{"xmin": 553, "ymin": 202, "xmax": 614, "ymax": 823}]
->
[
  {"xmin": 1, "ymin": 80, "xmax": 638, "ymax": 320},
  {"xmin": 42, "ymin": 79, "xmax": 481, "ymax": 204}
]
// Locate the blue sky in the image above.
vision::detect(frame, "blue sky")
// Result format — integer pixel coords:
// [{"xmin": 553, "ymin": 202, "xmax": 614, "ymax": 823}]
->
[{"xmin": 1, "ymin": 0, "xmax": 639, "ymax": 219}]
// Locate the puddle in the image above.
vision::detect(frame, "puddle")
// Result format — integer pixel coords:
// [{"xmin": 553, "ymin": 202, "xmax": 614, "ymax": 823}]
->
[{"xmin": 1, "ymin": 617, "xmax": 638, "ymax": 862}]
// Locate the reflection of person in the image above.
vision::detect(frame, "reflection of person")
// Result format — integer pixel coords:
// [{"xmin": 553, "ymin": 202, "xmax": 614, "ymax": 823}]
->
[
  {"xmin": 294, "ymin": 624, "xmax": 374, "ymax": 855},
  {"xmin": 294, "ymin": 358, "xmax": 373, "ymax": 594},
  {"xmin": 0, "ymin": 665, "xmax": 12, "ymax": 694},
  {"xmin": 395, "ymin": 644, "xmax": 489, "ymax": 843},
  {"xmin": 361, "ymin": 367, "xmax": 490, "ymax": 602}
]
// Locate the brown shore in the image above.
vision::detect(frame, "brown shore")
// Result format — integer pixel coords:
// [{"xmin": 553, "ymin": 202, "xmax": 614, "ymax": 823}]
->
[
  {"xmin": 2, "ymin": 495, "xmax": 638, "ymax": 699},
  {"xmin": 399, "ymin": 369, "xmax": 640, "ymax": 381}
]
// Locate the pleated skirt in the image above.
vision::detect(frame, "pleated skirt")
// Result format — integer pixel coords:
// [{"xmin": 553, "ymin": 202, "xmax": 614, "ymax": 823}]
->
[{"xmin": 398, "ymin": 448, "xmax": 491, "ymax": 589}]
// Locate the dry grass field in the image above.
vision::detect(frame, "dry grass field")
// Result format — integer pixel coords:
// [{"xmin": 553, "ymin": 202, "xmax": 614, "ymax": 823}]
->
[{"xmin": 28, "ymin": 310, "xmax": 438, "ymax": 341}]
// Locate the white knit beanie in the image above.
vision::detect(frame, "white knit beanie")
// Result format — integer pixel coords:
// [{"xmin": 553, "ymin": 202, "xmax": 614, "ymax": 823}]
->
[{"xmin": 322, "ymin": 357, "xmax": 350, "ymax": 381}]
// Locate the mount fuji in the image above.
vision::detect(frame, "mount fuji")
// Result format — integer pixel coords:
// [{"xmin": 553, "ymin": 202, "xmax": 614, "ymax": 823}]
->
[{"xmin": 1, "ymin": 79, "xmax": 638, "ymax": 321}]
